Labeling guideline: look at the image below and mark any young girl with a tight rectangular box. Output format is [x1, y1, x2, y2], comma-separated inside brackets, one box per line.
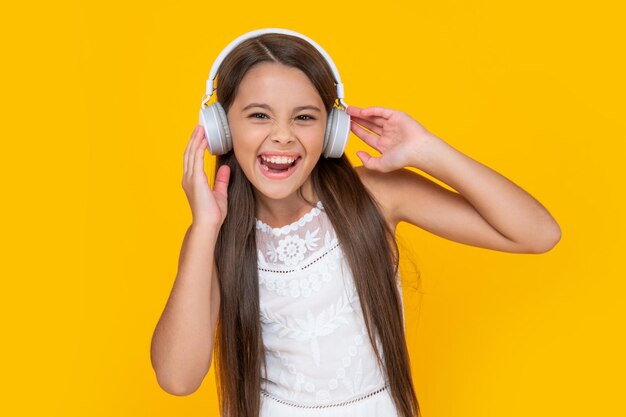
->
[151, 29, 561, 417]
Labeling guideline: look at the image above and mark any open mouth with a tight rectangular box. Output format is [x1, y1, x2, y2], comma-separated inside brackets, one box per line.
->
[257, 155, 302, 174]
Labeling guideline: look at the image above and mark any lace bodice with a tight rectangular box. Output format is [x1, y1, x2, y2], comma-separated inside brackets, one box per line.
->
[256, 201, 404, 406]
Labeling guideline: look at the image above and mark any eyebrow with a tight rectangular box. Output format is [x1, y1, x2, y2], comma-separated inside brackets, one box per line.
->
[241, 103, 322, 113]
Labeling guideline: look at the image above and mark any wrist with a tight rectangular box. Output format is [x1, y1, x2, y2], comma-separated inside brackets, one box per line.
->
[190, 221, 221, 240]
[408, 133, 448, 171]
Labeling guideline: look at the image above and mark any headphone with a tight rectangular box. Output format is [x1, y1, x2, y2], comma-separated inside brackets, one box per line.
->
[198, 28, 350, 158]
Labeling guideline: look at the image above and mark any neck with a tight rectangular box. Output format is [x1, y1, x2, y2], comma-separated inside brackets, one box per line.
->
[254, 182, 319, 228]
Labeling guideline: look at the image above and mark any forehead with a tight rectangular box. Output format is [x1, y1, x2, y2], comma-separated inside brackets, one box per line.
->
[234, 62, 323, 106]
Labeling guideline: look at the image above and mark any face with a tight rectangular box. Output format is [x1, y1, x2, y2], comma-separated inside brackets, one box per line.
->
[227, 62, 327, 203]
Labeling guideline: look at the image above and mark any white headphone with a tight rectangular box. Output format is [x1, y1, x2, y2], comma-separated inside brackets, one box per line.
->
[198, 28, 350, 158]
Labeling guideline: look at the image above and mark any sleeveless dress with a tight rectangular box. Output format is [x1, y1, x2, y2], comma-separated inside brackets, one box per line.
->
[255, 201, 404, 417]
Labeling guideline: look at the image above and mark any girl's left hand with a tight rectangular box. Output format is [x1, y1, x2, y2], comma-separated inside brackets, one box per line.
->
[347, 105, 438, 172]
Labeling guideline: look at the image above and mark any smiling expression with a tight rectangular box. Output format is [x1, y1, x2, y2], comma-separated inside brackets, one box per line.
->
[226, 62, 328, 203]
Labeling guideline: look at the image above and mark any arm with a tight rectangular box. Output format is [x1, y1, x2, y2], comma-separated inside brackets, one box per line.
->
[150, 223, 221, 396]
[151, 124, 230, 395]
[349, 106, 561, 254]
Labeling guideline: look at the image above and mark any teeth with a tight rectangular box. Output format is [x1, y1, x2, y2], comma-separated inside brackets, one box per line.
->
[261, 155, 296, 164]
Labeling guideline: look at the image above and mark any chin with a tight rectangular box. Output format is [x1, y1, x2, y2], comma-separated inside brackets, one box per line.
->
[253, 185, 304, 202]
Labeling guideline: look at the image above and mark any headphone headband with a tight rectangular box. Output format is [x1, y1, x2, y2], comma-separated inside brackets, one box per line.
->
[202, 28, 347, 109]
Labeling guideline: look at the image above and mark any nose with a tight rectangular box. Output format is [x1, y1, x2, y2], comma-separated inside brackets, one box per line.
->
[269, 121, 295, 145]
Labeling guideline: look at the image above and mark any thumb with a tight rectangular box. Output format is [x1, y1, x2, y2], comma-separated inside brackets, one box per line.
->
[213, 164, 231, 197]
[356, 151, 382, 171]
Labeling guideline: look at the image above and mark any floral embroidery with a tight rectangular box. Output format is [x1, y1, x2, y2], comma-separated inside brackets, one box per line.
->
[256, 201, 324, 236]
[256, 202, 396, 405]
[276, 235, 307, 266]
[260, 284, 357, 367]
[266, 227, 321, 266]
[258, 245, 339, 298]
[263, 324, 383, 404]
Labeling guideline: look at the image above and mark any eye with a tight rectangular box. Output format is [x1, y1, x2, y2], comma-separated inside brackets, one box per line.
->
[249, 113, 269, 119]
[296, 114, 315, 121]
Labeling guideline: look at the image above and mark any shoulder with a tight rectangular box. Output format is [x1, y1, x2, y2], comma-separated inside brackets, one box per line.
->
[355, 165, 446, 232]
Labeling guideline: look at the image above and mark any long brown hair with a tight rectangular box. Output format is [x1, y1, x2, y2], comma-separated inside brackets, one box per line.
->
[213, 33, 420, 417]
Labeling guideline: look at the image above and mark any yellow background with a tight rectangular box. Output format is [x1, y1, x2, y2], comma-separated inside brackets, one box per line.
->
[2, 0, 624, 416]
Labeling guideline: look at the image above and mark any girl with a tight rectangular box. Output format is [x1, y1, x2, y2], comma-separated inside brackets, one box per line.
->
[151, 30, 561, 417]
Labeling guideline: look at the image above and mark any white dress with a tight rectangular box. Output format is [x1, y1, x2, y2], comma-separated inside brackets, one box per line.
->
[255, 201, 403, 416]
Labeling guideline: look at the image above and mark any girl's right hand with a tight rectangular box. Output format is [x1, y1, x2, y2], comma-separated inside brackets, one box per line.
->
[182, 125, 230, 228]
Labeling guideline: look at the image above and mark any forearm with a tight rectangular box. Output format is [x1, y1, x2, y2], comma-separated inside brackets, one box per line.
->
[150, 223, 221, 395]
[412, 134, 561, 250]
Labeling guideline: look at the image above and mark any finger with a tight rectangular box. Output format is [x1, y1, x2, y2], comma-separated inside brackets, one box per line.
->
[188, 125, 206, 178]
[350, 116, 382, 135]
[193, 137, 208, 177]
[356, 151, 384, 172]
[350, 121, 380, 150]
[361, 106, 395, 119]
[351, 111, 386, 128]
[346, 105, 364, 117]
[213, 164, 231, 197]
[184, 125, 201, 176]
[348, 107, 387, 129]
[363, 115, 387, 128]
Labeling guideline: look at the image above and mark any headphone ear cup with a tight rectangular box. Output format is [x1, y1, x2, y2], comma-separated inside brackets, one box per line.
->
[323, 108, 350, 158]
[198, 102, 232, 155]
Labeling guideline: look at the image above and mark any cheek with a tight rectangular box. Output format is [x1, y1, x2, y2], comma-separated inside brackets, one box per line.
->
[298, 126, 326, 152]
[230, 124, 268, 154]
